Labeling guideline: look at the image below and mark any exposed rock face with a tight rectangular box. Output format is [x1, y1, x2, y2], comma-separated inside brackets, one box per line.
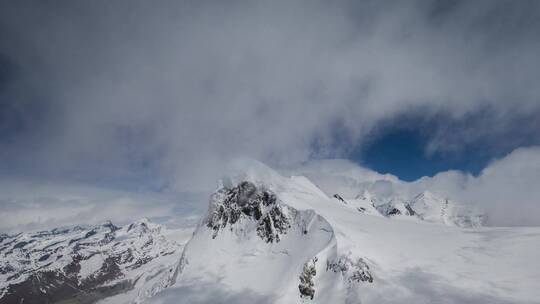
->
[299, 257, 318, 300]
[375, 199, 415, 217]
[202, 181, 375, 302]
[206, 181, 293, 243]
[367, 191, 485, 228]
[333, 194, 347, 204]
[327, 255, 373, 284]
[0, 219, 180, 304]
[163, 180, 346, 303]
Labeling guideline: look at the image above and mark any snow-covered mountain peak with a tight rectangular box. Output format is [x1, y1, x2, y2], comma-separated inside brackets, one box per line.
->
[2, 163, 538, 304]
[408, 191, 485, 227]
[158, 179, 374, 303]
[321, 184, 484, 227]
[206, 181, 294, 243]
[0, 219, 182, 304]
[100, 219, 120, 229]
[125, 217, 160, 235]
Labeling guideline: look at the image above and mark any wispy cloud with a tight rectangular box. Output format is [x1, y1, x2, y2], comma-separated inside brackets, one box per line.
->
[0, 179, 207, 233]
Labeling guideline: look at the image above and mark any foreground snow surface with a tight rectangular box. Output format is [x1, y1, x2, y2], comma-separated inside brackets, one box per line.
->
[1, 162, 539, 303]
[148, 165, 540, 304]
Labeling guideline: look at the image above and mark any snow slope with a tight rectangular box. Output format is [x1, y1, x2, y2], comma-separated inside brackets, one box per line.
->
[150, 161, 540, 304]
[2, 160, 539, 303]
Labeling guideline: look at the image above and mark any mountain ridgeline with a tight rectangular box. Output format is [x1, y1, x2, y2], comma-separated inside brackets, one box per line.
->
[2, 165, 537, 304]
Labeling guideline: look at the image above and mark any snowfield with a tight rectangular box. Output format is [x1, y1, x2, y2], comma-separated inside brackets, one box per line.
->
[149, 162, 540, 304]
[1, 161, 539, 303]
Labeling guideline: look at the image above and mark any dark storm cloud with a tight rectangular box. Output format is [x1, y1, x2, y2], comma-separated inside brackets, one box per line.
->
[0, 0, 539, 190]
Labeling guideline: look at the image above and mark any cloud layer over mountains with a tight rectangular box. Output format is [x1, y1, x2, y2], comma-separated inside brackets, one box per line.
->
[0, 1, 539, 227]
[1, 145, 539, 232]
[292, 146, 540, 226]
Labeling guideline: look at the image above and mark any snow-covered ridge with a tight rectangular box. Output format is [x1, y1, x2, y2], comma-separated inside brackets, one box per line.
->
[0, 219, 181, 304]
[2, 161, 539, 304]
[157, 180, 374, 303]
[150, 164, 538, 303]
[337, 189, 486, 228]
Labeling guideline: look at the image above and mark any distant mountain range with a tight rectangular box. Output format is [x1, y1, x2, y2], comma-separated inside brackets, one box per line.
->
[0, 219, 180, 304]
[1, 162, 538, 303]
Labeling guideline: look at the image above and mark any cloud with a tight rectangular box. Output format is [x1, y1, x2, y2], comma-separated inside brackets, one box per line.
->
[405, 146, 540, 226]
[362, 268, 534, 304]
[147, 281, 276, 304]
[292, 146, 540, 226]
[0, 179, 207, 233]
[461, 147, 540, 226]
[0, 0, 539, 192]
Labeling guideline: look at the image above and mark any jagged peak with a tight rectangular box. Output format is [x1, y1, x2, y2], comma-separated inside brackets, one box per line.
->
[127, 217, 149, 228]
[206, 181, 293, 243]
[100, 220, 120, 231]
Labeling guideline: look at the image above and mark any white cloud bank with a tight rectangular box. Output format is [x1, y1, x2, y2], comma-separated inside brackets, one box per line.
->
[0, 180, 207, 233]
[0, 146, 538, 232]
[434, 146, 540, 226]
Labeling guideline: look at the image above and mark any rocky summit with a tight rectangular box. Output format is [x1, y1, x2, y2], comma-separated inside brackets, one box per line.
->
[206, 181, 293, 243]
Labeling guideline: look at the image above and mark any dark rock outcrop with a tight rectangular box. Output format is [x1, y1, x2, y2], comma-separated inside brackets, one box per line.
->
[327, 255, 373, 284]
[333, 194, 347, 205]
[299, 257, 318, 300]
[206, 181, 293, 243]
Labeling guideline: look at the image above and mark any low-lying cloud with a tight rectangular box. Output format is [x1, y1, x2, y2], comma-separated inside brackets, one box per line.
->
[425, 146, 540, 226]
[0, 179, 207, 233]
